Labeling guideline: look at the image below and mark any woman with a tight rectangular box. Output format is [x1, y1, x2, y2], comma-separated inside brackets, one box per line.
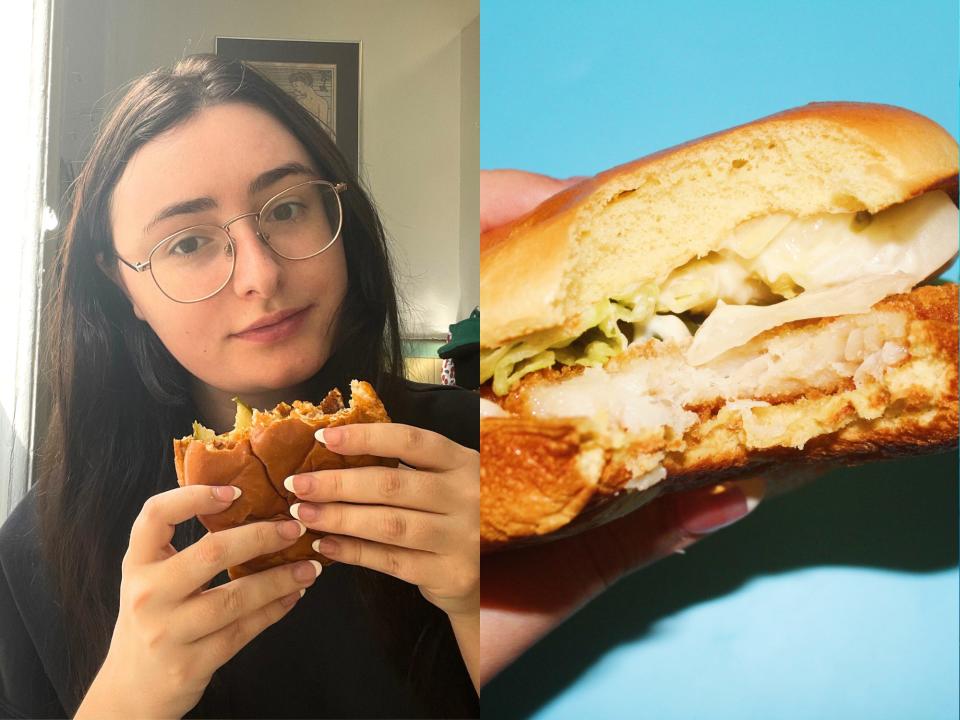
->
[0, 55, 478, 719]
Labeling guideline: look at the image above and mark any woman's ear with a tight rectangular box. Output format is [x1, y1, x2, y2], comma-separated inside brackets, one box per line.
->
[95, 251, 146, 322]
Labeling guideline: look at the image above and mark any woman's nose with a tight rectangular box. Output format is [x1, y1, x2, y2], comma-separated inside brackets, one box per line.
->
[225, 217, 283, 298]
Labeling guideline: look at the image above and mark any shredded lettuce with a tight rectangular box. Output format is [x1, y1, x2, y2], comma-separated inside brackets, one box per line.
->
[481, 284, 658, 396]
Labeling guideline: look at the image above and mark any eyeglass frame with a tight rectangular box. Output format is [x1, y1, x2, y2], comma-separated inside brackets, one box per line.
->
[114, 179, 348, 304]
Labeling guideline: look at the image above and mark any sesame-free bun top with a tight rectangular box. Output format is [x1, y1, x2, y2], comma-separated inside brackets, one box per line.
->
[480, 102, 959, 349]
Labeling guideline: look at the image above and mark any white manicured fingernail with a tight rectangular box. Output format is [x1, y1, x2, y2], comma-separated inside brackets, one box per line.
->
[277, 520, 307, 539]
[284, 476, 296, 493]
[309, 560, 323, 577]
[298, 588, 306, 598]
[312, 537, 336, 555]
[314, 428, 326, 444]
[734, 476, 766, 513]
[290, 503, 302, 521]
[213, 485, 242, 501]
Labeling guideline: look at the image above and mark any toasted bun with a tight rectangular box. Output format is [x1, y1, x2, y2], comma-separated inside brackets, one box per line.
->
[481, 283, 959, 549]
[481, 102, 958, 348]
[174, 380, 395, 579]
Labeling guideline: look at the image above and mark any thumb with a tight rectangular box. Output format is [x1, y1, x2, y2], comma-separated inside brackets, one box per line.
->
[480, 169, 584, 232]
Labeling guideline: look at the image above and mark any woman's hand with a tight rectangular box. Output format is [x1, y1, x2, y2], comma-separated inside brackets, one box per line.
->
[284, 422, 481, 690]
[478, 169, 770, 688]
[480, 477, 765, 687]
[76, 485, 322, 720]
[285, 423, 480, 618]
[480, 169, 584, 232]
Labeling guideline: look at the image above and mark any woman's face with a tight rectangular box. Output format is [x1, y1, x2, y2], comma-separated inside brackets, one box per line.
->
[107, 102, 348, 399]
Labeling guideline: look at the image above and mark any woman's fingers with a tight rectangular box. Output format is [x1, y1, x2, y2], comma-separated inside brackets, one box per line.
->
[124, 485, 243, 567]
[482, 477, 767, 612]
[312, 534, 433, 585]
[480, 170, 583, 232]
[160, 517, 308, 601]
[672, 477, 765, 535]
[478, 478, 765, 687]
[291, 501, 448, 552]
[288, 429, 479, 619]
[315, 423, 472, 473]
[575, 477, 767, 591]
[189, 582, 306, 681]
[172, 560, 322, 644]
[284, 464, 450, 513]
[107, 485, 315, 714]
[312, 532, 478, 618]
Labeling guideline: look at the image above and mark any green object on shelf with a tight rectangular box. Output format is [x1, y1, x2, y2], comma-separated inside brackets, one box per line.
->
[438, 308, 479, 358]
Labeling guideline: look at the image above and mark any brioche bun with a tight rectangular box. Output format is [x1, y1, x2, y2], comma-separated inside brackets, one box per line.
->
[480, 102, 959, 550]
[174, 380, 396, 579]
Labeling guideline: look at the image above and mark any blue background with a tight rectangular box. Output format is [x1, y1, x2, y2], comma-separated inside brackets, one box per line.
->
[481, 1, 959, 718]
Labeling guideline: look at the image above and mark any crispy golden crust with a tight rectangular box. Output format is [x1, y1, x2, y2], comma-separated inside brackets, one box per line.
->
[480, 417, 601, 542]
[480, 284, 959, 550]
[481, 102, 959, 347]
[174, 380, 395, 579]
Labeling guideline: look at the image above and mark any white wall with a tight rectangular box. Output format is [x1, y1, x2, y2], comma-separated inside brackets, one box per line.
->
[0, 0, 52, 519]
[53, 0, 479, 338]
[458, 15, 479, 319]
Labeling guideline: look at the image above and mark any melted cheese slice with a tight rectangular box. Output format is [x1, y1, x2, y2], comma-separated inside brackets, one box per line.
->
[677, 190, 958, 365]
[660, 191, 958, 317]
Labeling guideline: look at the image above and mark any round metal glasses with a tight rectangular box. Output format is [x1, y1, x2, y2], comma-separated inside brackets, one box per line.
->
[115, 179, 347, 303]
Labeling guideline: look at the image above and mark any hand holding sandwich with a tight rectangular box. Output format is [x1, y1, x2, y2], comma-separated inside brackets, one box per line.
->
[478, 170, 767, 687]
[285, 422, 481, 688]
[76, 485, 320, 720]
[482, 473, 765, 686]
[479, 103, 958, 686]
[480, 170, 586, 232]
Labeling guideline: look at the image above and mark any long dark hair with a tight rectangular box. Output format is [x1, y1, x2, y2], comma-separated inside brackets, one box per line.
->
[35, 55, 469, 716]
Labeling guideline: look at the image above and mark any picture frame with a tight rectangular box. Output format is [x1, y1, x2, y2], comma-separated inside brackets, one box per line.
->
[215, 37, 361, 175]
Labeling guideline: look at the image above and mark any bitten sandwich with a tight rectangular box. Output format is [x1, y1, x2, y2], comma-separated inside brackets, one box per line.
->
[174, 380, 396, 579]
[480, 102, 959, 549]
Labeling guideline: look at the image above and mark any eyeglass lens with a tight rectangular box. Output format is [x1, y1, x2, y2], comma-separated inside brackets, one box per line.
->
[149, 181, 342, 302]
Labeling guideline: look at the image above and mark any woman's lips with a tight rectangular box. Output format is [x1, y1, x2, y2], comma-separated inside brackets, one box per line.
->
[232, 306, 311, 343]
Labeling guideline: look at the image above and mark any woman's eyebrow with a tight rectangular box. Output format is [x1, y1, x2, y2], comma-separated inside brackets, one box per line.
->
[143, 196, 217, 236]
[248, 161, 317, 196]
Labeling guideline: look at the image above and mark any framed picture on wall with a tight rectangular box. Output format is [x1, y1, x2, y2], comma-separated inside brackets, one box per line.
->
[215, 37, 361, 174]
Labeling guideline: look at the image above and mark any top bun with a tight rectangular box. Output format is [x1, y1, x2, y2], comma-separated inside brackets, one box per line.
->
[480, 102, 959, 349]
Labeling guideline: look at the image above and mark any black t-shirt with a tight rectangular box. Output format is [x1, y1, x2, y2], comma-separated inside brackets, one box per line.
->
[0, 381, 479, 719]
